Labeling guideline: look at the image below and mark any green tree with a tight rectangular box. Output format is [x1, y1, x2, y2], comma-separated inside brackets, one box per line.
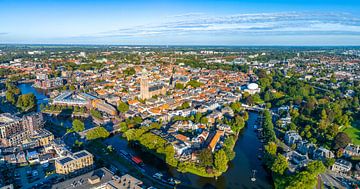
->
[16, 93, 37, 111]
[186, 80, 204, 88]
[86, 126, 110, 140]
[230, 102, 242, 113]
[271, 154, 288, 175]
[200, 117, 208, 124]
[90, 109, 102, 119]
[175, 83, 184, 90]
[333, 132, 351, 150]
[72, 119, 85, 132]
[117, 101, 129, 113]
[198, 149, 213, 167]
[5, 91, 16, 104]
[214, 149, 228, 173]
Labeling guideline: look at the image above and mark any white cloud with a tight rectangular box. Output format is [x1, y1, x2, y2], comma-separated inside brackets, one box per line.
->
[83, 11, 360, 39]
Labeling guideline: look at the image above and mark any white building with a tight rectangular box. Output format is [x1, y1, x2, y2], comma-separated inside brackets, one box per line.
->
[332, 159, 352, 173]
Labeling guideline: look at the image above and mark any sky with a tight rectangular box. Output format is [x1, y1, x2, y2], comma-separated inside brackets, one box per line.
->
[1, 0, 360, 45]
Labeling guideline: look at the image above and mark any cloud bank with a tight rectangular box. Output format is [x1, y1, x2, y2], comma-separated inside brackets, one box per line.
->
[90, 12, 360, 39]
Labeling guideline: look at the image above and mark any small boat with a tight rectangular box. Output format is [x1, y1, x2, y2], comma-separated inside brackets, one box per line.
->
[253, 125, 257, 129]
[251, 170, 257, 182]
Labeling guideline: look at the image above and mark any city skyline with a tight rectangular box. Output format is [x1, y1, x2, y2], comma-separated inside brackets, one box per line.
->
[1, 0, 360, 45]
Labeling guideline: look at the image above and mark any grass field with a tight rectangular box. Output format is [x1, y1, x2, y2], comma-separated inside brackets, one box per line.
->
[342, 120, 360, 145]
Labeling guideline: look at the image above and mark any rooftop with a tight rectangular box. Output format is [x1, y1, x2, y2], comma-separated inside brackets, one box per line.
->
[51, 167, 114, 189]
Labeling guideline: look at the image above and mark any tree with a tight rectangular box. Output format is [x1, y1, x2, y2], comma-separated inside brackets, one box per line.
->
[324, 158, 335, 167]
[16, 93, 37, 111]
[333, 132, 351, 150]
[5, 91, 16, 104]
[198, 149, 213, 167]
[86, 126, 110, 140]
[186, 80, 204, 88]
[230, 102, 242, 113]
[72, 119, 85, 132]
[271, 154, 288, 175]
[246, 96, 254, 106]
[200, 117, 208, 124]
[123, 67, 136, 76]
[177, 101, 190, 110]
[195, 112, 202, 123]
[214, 149, 228, 172]
[265, 142, 277, 155]
[90, 109, 102, 119]
[175, 83, 184, 90]
[117, 101, 129, 113]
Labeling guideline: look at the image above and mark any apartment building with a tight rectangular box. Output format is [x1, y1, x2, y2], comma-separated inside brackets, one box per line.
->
[55, 150, 94, 177]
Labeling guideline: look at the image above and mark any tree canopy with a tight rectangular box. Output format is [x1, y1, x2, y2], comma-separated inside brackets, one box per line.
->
[117, 101, 129, 113]
[72, 119, 85, 132]
[86, 126, 110, 140]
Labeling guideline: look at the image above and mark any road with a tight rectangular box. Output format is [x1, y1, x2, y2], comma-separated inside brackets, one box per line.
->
[85, 140, 176, 189]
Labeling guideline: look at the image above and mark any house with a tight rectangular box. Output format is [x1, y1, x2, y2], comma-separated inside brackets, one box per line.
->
[172, 140, 191, 155]
[296, 140, 316, 155]
[313, 147, 334, 160]
[331, 159, 352, 173]
[284, 130, 302, 146]
[208, 130, 224, 152]
[343, 144, 360, 157]
[283, 150, 310, 172]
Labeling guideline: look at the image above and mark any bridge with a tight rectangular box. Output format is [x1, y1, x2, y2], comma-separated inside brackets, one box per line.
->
[241, 104, 279, 116]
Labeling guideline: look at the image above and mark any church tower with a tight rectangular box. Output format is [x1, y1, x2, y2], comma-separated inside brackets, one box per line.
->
[140, 68, 150, 99]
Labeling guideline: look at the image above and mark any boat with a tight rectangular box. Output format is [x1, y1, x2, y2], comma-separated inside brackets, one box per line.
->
[131, 156, 144, 166]
[251, 170, 257, 182]
[253, 125, 257, 129]
[153, 172, 163, 180]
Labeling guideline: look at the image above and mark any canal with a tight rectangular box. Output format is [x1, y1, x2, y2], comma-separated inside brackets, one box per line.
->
[19, 83, 273, 189]
[18, 83, 49, 112]
[105, 112, 273, 189]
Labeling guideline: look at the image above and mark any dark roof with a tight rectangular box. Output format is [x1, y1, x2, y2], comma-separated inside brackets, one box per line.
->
[58, 157, 74, 165]
[51, 168, 114, 189]
[74, 151, 89, 159]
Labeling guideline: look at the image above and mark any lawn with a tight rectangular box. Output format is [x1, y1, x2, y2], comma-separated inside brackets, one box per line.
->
[343, 121, 360, 145]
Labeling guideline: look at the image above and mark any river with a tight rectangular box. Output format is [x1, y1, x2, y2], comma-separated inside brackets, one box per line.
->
[19, 83, 273, 189]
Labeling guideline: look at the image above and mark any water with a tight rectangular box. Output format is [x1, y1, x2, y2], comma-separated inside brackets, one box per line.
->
[106, 112, 273, 189]
[170, 112, 273, 189]
[18, 83, 48, 112]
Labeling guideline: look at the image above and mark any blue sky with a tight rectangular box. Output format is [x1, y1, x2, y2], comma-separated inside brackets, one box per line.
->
[1, 0, 360, 45]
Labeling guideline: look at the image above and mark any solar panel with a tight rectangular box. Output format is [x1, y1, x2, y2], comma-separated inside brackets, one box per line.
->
[59, 157, 74, 165]
[74, 151, 89, 159]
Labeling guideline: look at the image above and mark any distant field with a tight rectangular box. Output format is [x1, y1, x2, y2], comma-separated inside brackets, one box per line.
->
[343, 121, 360, 145]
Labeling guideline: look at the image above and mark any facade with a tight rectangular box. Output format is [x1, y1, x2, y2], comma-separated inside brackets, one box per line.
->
[313, 147, 334, 160]
[55, 150, 94, 177]
[34, 77, 63, 89]
[331, 159, 352, 173]
[140, 70, 166, 99]
[91, 99, 117, 116]
[0, 113, 44, 147]
[343, 144, 360, 157]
